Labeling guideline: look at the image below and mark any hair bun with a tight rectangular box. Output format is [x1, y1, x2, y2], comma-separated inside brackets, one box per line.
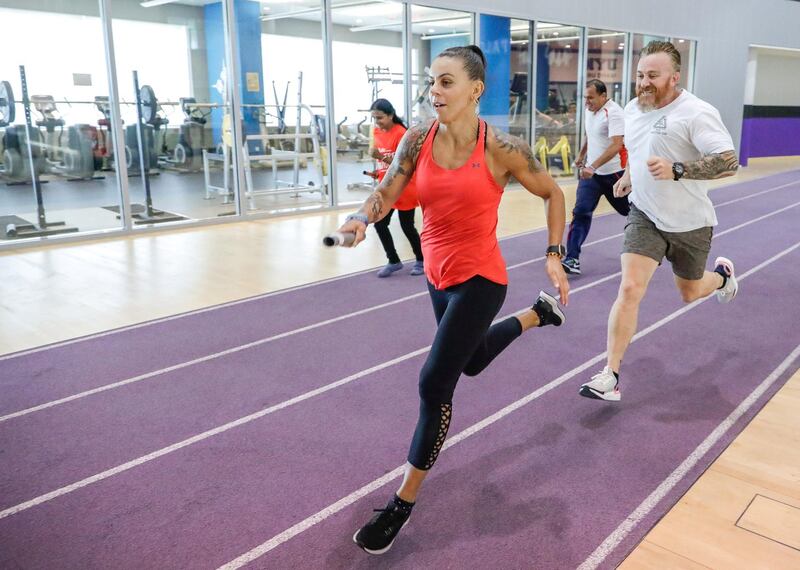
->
[467, 45, 487, 69]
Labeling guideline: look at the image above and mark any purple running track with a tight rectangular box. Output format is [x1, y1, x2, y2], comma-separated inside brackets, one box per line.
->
[0, 170, 799, 569]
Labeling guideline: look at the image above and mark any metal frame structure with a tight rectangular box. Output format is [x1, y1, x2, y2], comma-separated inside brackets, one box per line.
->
[0, 0, 699, 250]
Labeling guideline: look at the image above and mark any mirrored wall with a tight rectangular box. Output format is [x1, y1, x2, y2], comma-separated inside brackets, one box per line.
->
[410, 5, 473, 127]
[0, 1, 124, 240]
[0, 0, 697, 247]
[535, 22, 581, 178]
[246, 0, 329, 214]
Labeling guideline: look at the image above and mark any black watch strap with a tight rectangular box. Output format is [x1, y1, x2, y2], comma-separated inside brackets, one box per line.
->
[546, 245, 566, 258]
[672, 162, 685, 181]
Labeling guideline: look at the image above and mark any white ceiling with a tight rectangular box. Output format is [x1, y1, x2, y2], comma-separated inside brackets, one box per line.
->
[141, 1, 472, 36]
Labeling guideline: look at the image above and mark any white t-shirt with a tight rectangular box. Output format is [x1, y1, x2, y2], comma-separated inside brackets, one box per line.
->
[624, 90, 735, 232]
[585, 99, 625, 175]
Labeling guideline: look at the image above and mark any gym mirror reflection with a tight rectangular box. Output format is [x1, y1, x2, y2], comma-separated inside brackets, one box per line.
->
[113, 0, 235, 224]
[238, 0, 330, 214]
[535, 22, 582, 178]
[331, 0, 405, 205]
[0, 1, 122, 241]
[410, 5, 473, 128]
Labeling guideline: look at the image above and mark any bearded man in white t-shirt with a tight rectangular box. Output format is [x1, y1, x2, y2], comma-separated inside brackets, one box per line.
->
[580, 41, 740, 402]
[562, 79, 630, 276]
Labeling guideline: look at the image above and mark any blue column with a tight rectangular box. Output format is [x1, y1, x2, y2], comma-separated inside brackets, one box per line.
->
[479, 15, 510, 131]
[205, 0, 265, 152]
[204, 2, 225, 147]
[536, 43, 550, 112]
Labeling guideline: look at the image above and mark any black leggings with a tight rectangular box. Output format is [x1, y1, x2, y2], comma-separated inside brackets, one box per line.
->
[407, 275, 523, 470]
[374, 208, 423, 264]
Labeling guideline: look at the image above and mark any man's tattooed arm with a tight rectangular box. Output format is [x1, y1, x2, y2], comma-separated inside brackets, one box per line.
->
[492, 128, 544, 174]
[682, 150, 739, 180]
[359, 119, 434, 223]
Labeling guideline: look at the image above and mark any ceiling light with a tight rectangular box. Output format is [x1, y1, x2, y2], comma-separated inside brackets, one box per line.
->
[421, 31, 470, 41]
[553, 32, 559, 36]
[678, 39, 685, 43]
[140, 0, 178, 7]
[565, 44, 571, 48]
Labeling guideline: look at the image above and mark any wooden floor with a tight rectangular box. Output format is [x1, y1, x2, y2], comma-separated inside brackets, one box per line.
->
[1, 155, 799, 568]
[621, 368, 800, 570]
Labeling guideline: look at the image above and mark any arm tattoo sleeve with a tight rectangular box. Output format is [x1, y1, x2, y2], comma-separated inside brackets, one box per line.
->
[380, 120, 431, 188]
[493, 128, 544, 174]
[361, 120, 433, 222]
[683, 150, 739, 180]
[364, 191, 385, 220]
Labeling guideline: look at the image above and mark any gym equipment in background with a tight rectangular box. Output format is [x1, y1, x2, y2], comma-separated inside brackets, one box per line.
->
[0, 79, 46, 185]
[30, 95, 102, 181]
[168, 97, 212, 171]
[121, 70, 185, 225]
[1, 66, 78, 240]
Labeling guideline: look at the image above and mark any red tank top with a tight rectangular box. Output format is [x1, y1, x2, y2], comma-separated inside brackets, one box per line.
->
[373, 124, 418, 211]
[414, 119, 507, 290]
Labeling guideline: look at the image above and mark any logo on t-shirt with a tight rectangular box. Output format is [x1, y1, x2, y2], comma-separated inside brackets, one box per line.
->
[472, 162, 481, 168]
[652, 115, 667, 135]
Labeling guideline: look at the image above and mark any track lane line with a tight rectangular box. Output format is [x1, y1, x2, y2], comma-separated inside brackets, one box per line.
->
[2, 174, 796, 362]
[576, 343, 800, 570]
[215, 239, 800, 569]
[2, 222, 797, 530]
[3, 188, 797, 424]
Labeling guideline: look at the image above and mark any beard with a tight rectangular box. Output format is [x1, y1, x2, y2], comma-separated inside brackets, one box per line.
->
[636, 87, 658, 111]
[636, 84, 678, 111]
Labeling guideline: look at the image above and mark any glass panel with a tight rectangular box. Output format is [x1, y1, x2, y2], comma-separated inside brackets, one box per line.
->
[0, 2, 123, 243]
[331, 0, 404, 206]
[586, 28, 626, 105]
[629, 33, 668, 101]
[478, 17, 532, 141]
[670, 38, 695, 90]
[111, 0, 235, 225]
[410, 5, 474, 127]
[247, 0, 329, 214]
[509, 20, 532, 142]
[535, 22, 581, 178]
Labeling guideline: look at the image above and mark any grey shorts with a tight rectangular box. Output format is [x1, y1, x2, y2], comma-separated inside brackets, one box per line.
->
[622, 204, 713, 280]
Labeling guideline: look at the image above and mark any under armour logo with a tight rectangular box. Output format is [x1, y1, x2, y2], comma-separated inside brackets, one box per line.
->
[472, 162, 481, 168]
[653, 116, 667, 130]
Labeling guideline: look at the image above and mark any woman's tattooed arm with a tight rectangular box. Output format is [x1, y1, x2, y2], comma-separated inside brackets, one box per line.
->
[359, 119, 433, 222]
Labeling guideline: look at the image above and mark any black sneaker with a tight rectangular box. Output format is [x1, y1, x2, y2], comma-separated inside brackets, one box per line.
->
[532, 290, 565, 327]
[353, 495, 413, 555]
[561, 257, 581, 275]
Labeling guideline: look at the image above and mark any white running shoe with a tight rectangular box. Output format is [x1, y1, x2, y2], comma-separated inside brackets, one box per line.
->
[714, 256, 738, 304]
[579, 366, 621, 401]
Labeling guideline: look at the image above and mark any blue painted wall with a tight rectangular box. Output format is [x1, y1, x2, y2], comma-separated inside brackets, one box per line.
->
[536, 43, 550, 112]
[204, 0, 265, 151]
[479, 15, 510, 131]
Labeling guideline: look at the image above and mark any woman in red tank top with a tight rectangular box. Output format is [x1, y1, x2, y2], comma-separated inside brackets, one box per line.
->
[335, 46, 571, 554]
[368, 99, 424, 277]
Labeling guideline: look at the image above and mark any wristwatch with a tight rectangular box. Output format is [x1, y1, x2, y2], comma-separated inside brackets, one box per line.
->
[546, 245, 566, 259]
[672, 162, 685, 181]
